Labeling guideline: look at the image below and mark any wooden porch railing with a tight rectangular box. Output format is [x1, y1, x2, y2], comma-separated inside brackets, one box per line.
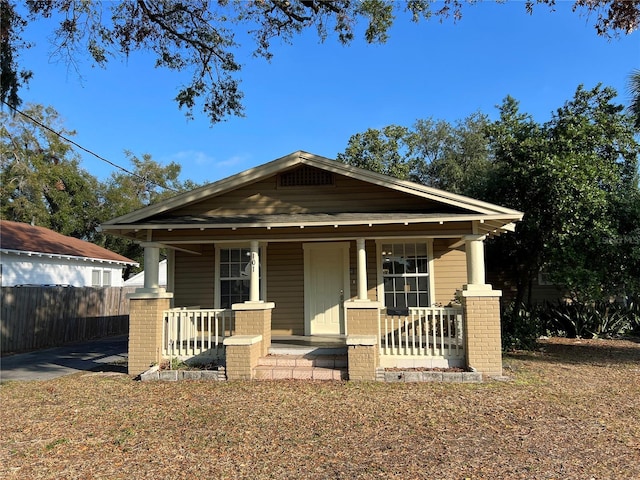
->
[162, 308, 234, 360]
[380, 306, 464, 359]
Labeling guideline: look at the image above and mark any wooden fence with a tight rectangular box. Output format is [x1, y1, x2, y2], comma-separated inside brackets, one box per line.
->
[1, 286, 136, 355]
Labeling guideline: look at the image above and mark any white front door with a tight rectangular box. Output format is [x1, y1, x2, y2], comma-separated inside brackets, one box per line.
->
[304, 242, 350, 335]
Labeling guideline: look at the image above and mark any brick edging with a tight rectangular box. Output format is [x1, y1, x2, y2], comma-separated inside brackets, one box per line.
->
[376, 368, 482, 383]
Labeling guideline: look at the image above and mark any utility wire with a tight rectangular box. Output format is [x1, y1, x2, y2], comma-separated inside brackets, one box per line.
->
[1, 100, 180, 193]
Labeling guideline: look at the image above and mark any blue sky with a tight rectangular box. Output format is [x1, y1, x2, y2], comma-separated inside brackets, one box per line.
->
[16, 1, 640, 185]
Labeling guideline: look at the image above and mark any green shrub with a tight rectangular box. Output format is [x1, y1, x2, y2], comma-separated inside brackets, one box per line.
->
[501, 302, 544, 351]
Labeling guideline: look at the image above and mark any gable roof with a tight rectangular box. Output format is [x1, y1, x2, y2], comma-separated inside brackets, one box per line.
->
[102, 151, 523, 229]
[0, 220, 137, 265]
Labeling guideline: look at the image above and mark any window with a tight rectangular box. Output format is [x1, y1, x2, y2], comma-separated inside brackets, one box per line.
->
[91, 270, 101, 287]
[102, 270, 112, 287]
[381, 243, 430, 309]
[218, 247, 262, 308]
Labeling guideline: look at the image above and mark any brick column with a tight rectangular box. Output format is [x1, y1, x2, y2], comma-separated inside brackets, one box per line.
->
[345, 301, 381, 381]
[232, 302, 275, 357]
[223, 335, 263, 380]
[346, 335, 378, 381]
[128, 292, 172, 376]
[462, 287, 503, 377]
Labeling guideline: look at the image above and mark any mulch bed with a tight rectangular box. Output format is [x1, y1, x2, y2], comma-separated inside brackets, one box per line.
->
[1, 337, 639, 479]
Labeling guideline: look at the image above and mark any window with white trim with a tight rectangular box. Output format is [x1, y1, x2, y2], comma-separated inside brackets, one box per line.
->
[91, 269, 113, 287]
[218, 247, 262, 308]
[381, 243, 430, 309]
[91, 270, 101, 287]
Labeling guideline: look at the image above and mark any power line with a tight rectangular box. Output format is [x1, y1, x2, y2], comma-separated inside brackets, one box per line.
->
[1, 100, 180, 193]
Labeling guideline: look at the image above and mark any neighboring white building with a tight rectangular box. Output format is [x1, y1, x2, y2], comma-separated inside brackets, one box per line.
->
[0, 220, 138, 287]
[124, 259, 168, 288]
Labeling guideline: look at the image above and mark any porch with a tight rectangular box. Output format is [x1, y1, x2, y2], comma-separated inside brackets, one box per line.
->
[159, 305, 466, 378]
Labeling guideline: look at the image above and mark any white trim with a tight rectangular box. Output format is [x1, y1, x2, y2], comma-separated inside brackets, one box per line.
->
[303, 242, 350, 336]
[0, 248, 137, 266]
[376, 239, 435, 309]
[214, 243, 268, 308]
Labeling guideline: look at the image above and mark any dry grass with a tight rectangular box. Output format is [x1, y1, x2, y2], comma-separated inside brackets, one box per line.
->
[1, 337, 639, 479]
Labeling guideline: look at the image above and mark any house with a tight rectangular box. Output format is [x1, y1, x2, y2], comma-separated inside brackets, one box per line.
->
[0, 220, 138, 287]
[124, 259, 168, 288]
[101, 151, 523, 378]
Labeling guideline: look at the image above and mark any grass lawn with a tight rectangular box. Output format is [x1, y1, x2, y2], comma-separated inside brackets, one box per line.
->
[1, 337, 639, 479]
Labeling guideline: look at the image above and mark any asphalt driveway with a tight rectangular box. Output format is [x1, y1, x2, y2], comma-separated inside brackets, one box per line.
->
[0, 335, 128, 381]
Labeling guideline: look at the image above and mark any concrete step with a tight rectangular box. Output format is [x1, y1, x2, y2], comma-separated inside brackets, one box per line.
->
[255, 353, 349, 380]
[254, 365, 348, 381]
[258, 354, 348, 369]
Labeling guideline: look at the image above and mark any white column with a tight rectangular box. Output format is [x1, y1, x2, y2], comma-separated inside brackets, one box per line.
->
[249, 240, 260, 302]
[143, 244, 160, 290]
[464, 234, 487, 287]
[356, 238, 368, 301]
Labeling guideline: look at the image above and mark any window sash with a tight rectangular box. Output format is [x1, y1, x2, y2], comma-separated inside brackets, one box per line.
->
[380, 242, 430, 309]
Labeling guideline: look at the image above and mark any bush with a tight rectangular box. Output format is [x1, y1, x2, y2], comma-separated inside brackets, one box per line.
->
[501, 302, 544, 351]
[501, 298, 640, 351]
[542, 300, 638, 339]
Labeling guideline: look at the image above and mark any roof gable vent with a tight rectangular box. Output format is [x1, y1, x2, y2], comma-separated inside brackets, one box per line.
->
[279, 166, 334, 187]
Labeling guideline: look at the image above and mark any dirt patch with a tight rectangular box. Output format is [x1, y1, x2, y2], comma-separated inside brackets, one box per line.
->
[1, 337, 639, 479]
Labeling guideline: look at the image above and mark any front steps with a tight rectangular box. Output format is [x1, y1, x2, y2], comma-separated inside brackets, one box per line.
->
[254, 343, 348, 380]
[254, 353, 348, 380]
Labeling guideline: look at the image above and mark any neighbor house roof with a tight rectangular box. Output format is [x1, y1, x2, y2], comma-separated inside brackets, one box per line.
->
[0, 220, 137, 265]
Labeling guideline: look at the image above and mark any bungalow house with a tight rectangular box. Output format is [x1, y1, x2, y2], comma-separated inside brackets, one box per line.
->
[101, 151, 523, 379]
[0, 220, 137, 287]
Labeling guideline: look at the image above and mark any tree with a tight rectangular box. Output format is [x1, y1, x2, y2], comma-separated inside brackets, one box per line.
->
[485, 85, 640, 304]
[98, 151, 201, 277]
[336, 125, 413, 179]
[0, 104, 103, 240]
[337, 113, 492, 196]
[1, 0, 638, 122]
[339, 84, 640, 305]
[0, 103, 201, 277]
[629, 69, 640, 130]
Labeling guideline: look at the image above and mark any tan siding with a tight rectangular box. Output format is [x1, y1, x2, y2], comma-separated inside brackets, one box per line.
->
[432, 239, 467, 306]
[267, 242, 305, 335]
[173, 245, 215, 308]
[170, 173, 452, 217]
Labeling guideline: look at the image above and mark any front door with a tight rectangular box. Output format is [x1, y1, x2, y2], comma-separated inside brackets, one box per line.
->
[304, 242, 350, 335]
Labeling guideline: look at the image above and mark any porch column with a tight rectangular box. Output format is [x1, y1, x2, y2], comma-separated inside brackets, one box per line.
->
[249, 240, 260, 303]
[462, 234, 503, 377]
[356, 238, 368, 301]
[138, 242, 164, 294]
[464, 234, 487, 287]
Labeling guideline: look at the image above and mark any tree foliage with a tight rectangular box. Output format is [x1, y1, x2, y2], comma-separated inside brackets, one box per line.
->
[1, 0, 638, 121]
[338, 84, 640, 304]
[0, 103, 199, 276]
[0, 104, 103, 239]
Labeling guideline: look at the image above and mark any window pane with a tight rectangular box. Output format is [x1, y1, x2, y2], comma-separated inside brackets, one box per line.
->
[91, 270, 101, 287]
[102, 271, 111, 286]
[404, 243, 416, 256]
[230, 249, 241, 262]
[396, 295, 407, 309]
[230, 264, 241, 277]
[406, 277, 417, 292]
[416, 258, 428, 273]
[415, 243, 428, 256]
[407, 292, 418, 308]
[385, 293, 395, 307]
[418, 277, 428, 291]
